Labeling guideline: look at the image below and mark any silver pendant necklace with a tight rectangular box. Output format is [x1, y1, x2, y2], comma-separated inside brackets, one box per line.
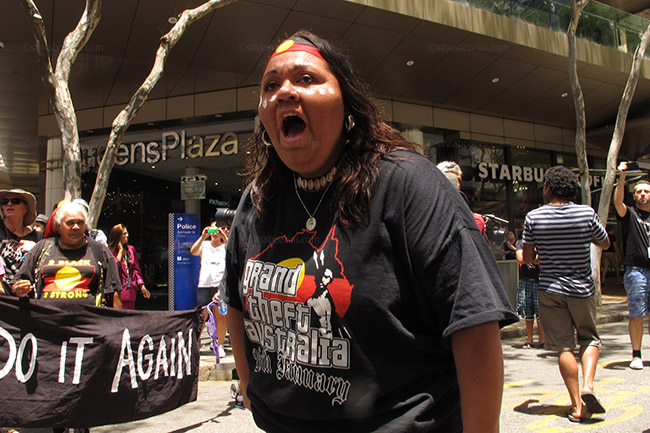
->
[294, 172, 333, 230]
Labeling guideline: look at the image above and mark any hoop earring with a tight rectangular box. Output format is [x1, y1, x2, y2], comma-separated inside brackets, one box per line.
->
[261, 129, 273, 147]
[345, 114, 355, 133]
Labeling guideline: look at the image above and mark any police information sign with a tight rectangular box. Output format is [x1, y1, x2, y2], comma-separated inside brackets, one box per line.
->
[0, 296, 201, 428]
[180, 175, 206, 200]
[168, 214, 200, 310]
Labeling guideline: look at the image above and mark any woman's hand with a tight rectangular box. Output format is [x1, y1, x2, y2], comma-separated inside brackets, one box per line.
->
[12, 280, 33, 297]
[19, 240, 36, 253]
[241, 381, 251, 409]
[141, 285, 151, 299]
[116, 242, 124, 261]
[217, 227, 229, 243]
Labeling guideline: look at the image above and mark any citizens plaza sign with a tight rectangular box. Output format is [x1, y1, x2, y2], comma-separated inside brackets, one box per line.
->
[81, 129, 242, 171]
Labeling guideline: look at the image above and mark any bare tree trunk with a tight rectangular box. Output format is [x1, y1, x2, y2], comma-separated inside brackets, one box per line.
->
[594, 24, 650, 304]
[87, 0, 238, 228]
[568, 0, 591, 206]
[567, 0, 606, 302]
[20, 0, 102, 200]
[598, 24, 650, 223]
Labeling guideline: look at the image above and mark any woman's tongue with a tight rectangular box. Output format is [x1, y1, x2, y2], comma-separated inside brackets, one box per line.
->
[282, 117, 306, 140]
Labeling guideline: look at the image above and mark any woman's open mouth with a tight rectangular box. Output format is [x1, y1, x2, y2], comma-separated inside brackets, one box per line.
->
[281, 114, 306, 141]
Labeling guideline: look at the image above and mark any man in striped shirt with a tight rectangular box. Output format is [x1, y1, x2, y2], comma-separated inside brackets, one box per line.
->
[523, 166, 609, 423]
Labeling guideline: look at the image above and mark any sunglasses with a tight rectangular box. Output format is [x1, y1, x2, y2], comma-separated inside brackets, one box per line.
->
[1, 198, 25, 206]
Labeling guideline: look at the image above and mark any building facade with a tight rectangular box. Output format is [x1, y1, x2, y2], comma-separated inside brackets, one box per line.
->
[2, 0, 650, 295]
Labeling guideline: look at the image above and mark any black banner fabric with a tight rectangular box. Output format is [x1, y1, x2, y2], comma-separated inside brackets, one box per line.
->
[0, 296, 202, 428]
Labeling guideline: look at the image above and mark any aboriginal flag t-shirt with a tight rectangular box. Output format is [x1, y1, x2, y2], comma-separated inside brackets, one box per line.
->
[38, 244, 102, 304]
[222, 151, 518, 432]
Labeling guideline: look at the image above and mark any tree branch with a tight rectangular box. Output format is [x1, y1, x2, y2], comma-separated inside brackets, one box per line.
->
[20, 0, 102, 200]
[56, 0, 102, 83]
[597, 22, 650, 224]
[20, 1, 57, 113]
[568, 0, 591, 206]
[88, 0, 238, 227]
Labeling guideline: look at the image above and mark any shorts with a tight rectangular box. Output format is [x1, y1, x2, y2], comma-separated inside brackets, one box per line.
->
[601, 251, 619, 270]
[538, 290, 600, 352]
[516, 278, 539, 320]
[197, 287, 218, 307]
[623, 266, 650, 318]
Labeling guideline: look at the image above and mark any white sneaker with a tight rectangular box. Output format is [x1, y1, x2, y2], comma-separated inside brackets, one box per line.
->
[218, 344, 226, 359]
[630, 357, 644, 370]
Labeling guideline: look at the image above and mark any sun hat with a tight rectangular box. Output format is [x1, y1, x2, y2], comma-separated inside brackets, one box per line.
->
[0, 188, 37, 226]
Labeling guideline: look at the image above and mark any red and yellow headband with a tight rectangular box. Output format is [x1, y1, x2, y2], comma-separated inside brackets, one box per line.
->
[268, 37, 327, 65]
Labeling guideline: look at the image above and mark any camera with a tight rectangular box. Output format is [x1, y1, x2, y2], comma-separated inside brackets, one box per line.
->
[626, 161, 640, 171]
[214, 207, 236, 227]
[207, 227, 219, 234]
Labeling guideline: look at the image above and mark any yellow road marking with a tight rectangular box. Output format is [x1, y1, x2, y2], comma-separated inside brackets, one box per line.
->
[505, 380, 534, 388]
[502, 377, 650, 431]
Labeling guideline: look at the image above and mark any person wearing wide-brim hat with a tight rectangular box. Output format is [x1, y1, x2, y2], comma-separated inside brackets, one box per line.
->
[0, 188, 42, 295]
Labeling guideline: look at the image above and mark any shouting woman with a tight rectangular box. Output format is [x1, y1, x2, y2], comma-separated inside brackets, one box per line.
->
[221, 31, 517, 433]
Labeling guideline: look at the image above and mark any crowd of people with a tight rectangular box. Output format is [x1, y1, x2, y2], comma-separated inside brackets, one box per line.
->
[4, 30, 650, 433]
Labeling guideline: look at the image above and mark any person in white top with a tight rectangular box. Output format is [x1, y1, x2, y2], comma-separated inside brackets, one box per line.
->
[190, 221, 229, 358]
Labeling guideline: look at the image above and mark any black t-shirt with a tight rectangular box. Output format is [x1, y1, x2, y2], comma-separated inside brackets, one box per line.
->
[502, 241, 517, 260]
[13, 238, 121, 304]
[222, 151, 517, 432]
[618, 205, 650, 269]
[516, 239, 539, 280]
[603, 233, 617, 253]
[0, 220, 41, 293]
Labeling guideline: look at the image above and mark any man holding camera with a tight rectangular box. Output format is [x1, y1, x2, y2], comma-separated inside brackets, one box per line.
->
[615, 161, 650, 370]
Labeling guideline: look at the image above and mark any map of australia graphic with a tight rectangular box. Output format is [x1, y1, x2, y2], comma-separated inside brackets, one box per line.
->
[247, 225, 353, 318]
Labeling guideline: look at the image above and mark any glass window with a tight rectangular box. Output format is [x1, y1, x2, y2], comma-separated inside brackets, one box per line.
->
[459, 142, 507, 216]
[423, 132, 445, 163]
[509, 147, 552, 233]
[556, 152, 578, 168]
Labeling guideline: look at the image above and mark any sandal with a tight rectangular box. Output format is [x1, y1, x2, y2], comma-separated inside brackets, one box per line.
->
[566, 409, 590, 423]
[522, 342, 532, 349]
[581, 392, 606, 414]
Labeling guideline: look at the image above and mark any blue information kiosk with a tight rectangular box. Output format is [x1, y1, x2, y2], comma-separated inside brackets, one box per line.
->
[168, 213, 201, 311]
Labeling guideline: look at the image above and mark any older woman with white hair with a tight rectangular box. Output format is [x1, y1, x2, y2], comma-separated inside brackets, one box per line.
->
[11, 201, 121, 307]
[0, 188, 41, 294]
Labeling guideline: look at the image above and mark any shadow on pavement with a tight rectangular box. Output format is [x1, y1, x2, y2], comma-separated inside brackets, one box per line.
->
[168, 402, 246, 433]
[513, 399, 605, 424]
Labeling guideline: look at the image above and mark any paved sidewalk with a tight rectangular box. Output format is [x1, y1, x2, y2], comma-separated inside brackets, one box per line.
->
[500, 278, 629, 341]
[198, 332, 236, 381]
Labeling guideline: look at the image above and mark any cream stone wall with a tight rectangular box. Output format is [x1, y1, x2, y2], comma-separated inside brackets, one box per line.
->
[38, 93, 608, 159]
[350, 0, 650, 80]
[378, 98, 608, 158]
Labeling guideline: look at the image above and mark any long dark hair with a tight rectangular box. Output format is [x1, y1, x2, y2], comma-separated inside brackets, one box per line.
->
[244, 30, 419, 226]
[107, 224, 126, 257]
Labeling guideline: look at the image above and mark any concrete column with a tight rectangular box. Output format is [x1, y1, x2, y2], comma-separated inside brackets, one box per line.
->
[45, 137, 64, 211]
[0, 43, 40, 193]
[403, 128, 424, 155]
[184, 166, 202, 215]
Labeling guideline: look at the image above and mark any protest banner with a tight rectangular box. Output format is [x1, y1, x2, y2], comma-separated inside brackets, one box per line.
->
[0, 296, 201, 428]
